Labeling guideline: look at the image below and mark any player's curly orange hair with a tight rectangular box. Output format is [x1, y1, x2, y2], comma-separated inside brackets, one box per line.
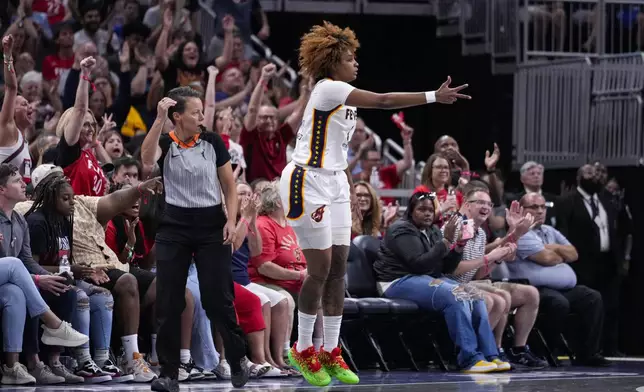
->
[299, 21, 360, 80]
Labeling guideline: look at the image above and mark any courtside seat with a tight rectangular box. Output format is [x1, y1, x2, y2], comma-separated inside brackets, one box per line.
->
[343, 297, 360, 315]
[351, 235, 419, 314]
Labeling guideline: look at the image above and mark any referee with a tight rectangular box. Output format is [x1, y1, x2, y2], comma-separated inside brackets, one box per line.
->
[141, 87, 248, 391]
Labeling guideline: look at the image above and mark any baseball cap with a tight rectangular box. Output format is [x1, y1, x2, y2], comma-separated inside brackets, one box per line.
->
[31, 164, 64, 188]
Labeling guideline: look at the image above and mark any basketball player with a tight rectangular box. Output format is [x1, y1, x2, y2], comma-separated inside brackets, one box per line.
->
[0, 35, 35, 183]
[279, 21, 471, 386]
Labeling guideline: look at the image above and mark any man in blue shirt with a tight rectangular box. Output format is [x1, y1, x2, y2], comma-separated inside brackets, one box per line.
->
[509, 193, 610, 366]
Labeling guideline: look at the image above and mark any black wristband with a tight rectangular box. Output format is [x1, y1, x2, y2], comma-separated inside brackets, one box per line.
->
[487, 168, 497, 174]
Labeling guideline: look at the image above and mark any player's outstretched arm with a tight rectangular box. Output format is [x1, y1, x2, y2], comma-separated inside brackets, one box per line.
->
[345, 76, 470, 110]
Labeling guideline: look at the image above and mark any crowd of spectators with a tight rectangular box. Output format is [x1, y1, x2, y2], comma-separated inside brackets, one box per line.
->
[0, 0, 635, 385]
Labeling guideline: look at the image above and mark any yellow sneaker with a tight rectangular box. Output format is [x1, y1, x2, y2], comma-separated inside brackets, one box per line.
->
[492, 358, 512, 372]
[462, 360, 498, 373]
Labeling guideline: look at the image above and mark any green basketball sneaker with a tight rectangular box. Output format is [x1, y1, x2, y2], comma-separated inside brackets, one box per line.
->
[318, 346, 359, 384]
[287, 343, 331, 387]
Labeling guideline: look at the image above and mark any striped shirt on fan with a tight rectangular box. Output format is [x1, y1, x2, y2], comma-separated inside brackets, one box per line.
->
[442, 225, 488, 284]
[157, 131, 231, 208]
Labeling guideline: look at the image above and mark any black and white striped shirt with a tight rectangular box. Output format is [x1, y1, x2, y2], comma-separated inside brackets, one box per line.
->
[157, 131, 231, 208]
[443, 226, 488, 284]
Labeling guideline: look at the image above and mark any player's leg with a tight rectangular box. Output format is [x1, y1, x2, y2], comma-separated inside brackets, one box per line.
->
[317, 200, 359, 384]
[278, 165, 332, 387]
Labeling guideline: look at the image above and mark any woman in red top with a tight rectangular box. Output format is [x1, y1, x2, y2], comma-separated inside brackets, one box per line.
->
[415, 153, 464, 225]
[249, 182, 323, 345]
[54, 56, 110, 197]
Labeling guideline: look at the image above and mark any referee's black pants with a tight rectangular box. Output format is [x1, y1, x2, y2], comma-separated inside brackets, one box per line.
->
[155, 204, 247, 379]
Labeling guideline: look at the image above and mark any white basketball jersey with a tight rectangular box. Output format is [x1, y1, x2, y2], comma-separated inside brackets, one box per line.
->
[291, 79, 357, 172]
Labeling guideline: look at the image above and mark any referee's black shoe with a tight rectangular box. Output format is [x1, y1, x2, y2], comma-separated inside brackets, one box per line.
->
[231, 357, 250, 388]
[151, 376, 179, 392]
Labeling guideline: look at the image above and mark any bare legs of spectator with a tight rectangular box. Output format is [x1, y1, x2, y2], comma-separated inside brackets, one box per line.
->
[259, 302, 277, 368]
[482, 291, 508, 335]
[530, 6, 566, 53]
[508, 285, 540, 347]
[269, 299, 289, 368]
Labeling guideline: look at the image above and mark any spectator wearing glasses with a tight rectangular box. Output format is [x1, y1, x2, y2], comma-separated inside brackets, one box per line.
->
[444, 188, 547, 369]
[55, 57, 110, 197]
[374, 192, 502, 373]
[509, 193, 609, 366]
[351, 181, 398, 239]
[416, 153, 463, 223]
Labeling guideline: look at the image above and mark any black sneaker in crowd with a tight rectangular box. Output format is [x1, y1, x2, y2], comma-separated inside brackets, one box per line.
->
[230, 358, 250, 388]
[509, 346, 548, 370]
[151, 376, 179, 392]
[179, 359, 205, 382]
[75, 360, 112, 383]
[573, 353, 612, 367]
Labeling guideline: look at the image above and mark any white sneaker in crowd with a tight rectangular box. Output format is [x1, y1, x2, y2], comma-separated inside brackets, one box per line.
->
[1, 363, 36, 385]
[50, 362, 84, 383]
[213, 359, 231, 380]
[41, 321, 89, 347]
[125, 353, 158, 383]
[28, 361, 65, 384]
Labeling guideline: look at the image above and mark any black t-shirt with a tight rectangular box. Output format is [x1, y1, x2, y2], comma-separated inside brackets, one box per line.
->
[26, 210, 72, 267]
[55, 133, 82, 169]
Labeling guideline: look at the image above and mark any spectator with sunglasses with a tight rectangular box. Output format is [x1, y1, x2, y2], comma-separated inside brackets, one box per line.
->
[374, 192, 508, 374]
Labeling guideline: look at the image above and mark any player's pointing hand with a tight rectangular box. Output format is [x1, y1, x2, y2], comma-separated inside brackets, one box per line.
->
[435, 76, 471, 104]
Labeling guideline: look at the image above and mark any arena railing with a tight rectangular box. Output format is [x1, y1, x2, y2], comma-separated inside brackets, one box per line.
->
[519, 0, 644, 62]
[513, 55, 644, 169]
[258, 0, 436, 15]
[198, 0, 298, 88]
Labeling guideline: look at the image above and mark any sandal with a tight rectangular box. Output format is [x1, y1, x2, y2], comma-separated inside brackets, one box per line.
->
[262, 364, 289, 378]
[247, 361, 271, 378]
[282, 365, 301, 377]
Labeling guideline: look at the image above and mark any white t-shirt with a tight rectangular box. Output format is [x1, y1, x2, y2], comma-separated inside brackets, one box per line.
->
[0, 132, 31, 181]
[290, 79, 357, 172]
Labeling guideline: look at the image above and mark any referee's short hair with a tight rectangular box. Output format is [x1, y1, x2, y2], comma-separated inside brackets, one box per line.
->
[167, 87, 203, 124]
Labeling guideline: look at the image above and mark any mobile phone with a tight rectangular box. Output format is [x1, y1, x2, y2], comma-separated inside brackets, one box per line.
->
[461, 219, 475, 240]
[57, 271, 74, 286]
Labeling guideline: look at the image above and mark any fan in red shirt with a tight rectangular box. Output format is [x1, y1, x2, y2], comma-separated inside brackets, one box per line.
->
[32, 0, 66, 26]
[249, 184, 308, 296]
[42, 22, 75, 81]
[240, 64, 309, 183]
[54, 56, 109, 197]
[353, 126, 413, 205]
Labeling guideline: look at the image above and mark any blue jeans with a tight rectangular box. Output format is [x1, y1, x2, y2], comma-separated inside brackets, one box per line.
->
[187, 264, 219, 370]
[0, 257, 49, 317]
[383, 275, 499, 369]
[73, 281, 114, 350]
[0, 284, 26, 352]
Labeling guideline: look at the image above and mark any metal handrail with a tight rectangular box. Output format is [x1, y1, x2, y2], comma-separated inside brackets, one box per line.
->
[198, 0, 298, 88]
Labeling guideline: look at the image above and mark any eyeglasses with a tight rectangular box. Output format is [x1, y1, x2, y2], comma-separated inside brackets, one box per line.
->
[355, 192, 370, 199]
[432, 165, 450, 171]
[467, 199, 494, 208]
[417, 192, 437, 201]
[524, 204, 547, 211]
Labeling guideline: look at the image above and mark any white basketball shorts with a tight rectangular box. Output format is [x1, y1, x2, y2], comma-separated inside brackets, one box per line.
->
[279, 162, 351, 250]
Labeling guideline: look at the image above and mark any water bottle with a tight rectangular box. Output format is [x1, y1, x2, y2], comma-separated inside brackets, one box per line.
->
[370, 167, 380, 188]
[59, 255, 71, 275]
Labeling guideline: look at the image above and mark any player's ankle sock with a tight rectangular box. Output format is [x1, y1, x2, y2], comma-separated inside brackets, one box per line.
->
[296, 311, 317, 352]
[323, 315, 342, 349]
